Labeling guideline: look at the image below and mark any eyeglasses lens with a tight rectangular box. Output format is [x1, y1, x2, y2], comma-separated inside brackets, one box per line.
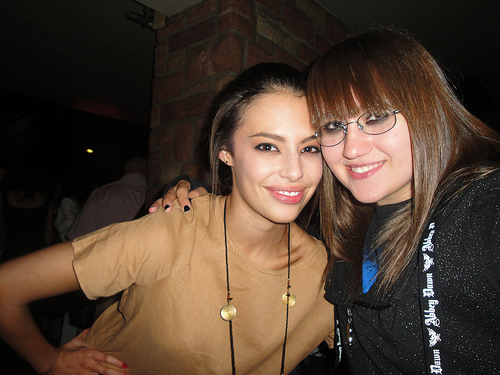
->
[317, 110, 397, 147]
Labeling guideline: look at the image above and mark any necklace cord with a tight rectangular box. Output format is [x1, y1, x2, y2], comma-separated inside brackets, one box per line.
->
[280, 223, 291, 375]
[223, 198, 291, 375]
[223, 198, 236, 375]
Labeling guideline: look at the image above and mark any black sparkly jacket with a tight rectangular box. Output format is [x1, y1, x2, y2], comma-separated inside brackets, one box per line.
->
[325, 170, 500, 374]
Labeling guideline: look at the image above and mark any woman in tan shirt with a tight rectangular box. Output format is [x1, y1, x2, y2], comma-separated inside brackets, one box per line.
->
[0, 63, 334, 375]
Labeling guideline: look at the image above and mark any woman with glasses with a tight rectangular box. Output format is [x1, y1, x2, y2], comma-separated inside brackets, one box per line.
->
[155, 28, 500, 374]
[309, 28, 500, 374]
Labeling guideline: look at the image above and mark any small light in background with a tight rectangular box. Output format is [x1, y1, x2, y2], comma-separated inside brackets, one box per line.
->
[86, 149, 94, 154]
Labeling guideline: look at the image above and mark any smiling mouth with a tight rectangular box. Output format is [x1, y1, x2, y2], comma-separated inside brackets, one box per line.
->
[350, 162, 384, 174]
[267, 188, 305, 205]
[275, 190, 301, 197]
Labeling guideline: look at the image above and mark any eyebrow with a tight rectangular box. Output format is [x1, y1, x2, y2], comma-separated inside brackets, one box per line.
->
[249, 132, 317, 143]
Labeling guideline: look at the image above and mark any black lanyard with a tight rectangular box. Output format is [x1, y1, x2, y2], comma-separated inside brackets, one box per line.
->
[418, 220, 448, 374]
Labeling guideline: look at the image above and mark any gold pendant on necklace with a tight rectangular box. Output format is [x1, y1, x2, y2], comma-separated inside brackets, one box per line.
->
[220, 304, 237, 321]
[282, 292, 296, 306]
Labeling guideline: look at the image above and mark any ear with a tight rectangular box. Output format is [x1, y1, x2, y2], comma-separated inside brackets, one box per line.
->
[218, 149, 233, 166]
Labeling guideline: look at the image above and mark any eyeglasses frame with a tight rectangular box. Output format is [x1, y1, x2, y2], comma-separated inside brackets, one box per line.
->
[315, 110, 401, 147]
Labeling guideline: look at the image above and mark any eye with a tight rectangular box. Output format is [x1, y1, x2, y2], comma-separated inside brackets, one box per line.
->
[364, 111, 391, 125]
[255, 143, 278, 152]
[302, 145, 321, 154]
[323, 121, 345, 133]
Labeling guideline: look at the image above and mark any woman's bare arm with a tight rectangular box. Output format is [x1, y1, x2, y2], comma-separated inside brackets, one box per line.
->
[0, 242, 127, 374]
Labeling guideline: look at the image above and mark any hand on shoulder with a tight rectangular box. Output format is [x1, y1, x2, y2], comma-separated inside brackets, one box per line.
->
[148, 179, 208, 214]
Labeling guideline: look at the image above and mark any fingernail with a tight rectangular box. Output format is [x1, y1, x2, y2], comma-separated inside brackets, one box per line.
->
[122, 363, 128, 369]
[164, 204, 170, 210]
[183, 205, 191, 212]
[188, 198, 192, 203]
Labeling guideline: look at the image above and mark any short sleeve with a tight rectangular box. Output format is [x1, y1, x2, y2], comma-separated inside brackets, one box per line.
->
[72, 206, 197, 300]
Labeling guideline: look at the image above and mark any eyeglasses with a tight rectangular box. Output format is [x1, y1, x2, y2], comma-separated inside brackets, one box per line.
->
[315, 110, 400, 147]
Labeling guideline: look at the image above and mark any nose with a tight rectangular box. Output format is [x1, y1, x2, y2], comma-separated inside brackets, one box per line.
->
[342, 122, 372, 160]
[281, 151, 304, 182]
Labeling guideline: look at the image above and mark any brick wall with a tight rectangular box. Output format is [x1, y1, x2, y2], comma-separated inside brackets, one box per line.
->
[147, 0, 348, 202]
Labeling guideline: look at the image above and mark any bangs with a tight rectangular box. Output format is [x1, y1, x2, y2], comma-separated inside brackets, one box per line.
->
[307, 53, 399, 129]
[306, 29, 424, 129]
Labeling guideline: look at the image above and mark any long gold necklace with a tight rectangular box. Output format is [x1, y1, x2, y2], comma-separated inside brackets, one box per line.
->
[220, 197, 295, 375]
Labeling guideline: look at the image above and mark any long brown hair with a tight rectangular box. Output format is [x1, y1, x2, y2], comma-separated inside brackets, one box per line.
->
[307, 28, 500, 291]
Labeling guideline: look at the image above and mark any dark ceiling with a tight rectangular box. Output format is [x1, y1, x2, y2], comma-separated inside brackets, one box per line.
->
[0, 0, 156, 185]
[0, 0, 156, 124]
[0, 0, 499, 186]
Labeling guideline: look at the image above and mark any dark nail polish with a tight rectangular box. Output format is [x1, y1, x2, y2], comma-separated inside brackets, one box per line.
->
[183, 205, 191, 212]
[164, 204, 170, 210]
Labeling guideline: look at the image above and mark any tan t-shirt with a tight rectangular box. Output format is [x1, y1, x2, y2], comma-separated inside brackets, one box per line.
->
[72, 195, 334, 374]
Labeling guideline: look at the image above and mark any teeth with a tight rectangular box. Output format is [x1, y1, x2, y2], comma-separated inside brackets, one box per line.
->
[276, 191, 300, 196]
[351, 162, 382, 174]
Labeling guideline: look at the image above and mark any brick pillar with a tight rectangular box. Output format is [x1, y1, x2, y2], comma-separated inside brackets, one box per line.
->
[147, 0, 348, 202]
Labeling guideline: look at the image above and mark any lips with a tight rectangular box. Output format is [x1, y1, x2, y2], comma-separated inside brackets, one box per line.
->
[347, 161, 384, 179]
[267, 188, 305, 204]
